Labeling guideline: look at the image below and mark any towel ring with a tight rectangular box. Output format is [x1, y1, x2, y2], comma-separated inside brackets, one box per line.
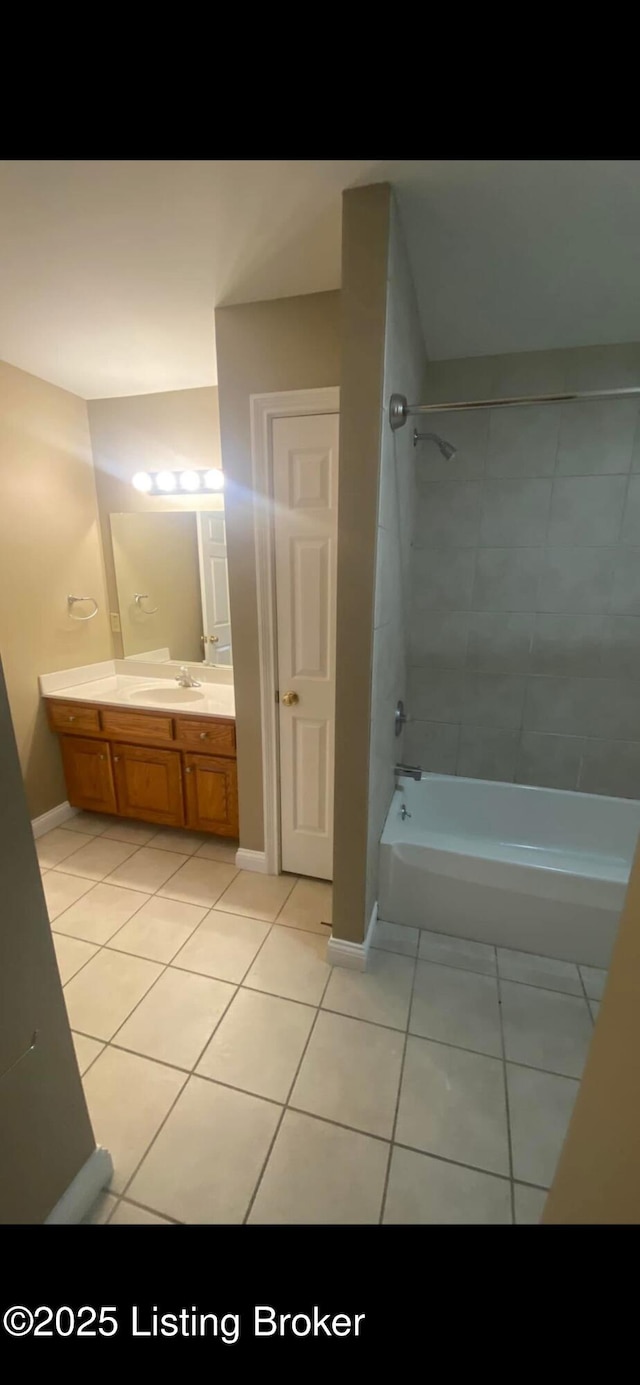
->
[134, 593, 159, 615]
[67, 595, 99, 621]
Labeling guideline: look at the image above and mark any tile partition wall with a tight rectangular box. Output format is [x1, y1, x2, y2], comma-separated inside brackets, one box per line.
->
[366, 200, 426, 913]
[404, 342, 640, 798]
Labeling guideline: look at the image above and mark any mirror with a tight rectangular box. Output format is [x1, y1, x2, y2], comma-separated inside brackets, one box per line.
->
[110, 509, 232, 667]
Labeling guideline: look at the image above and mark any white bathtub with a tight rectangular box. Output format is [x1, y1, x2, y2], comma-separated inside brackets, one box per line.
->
[378, 774, 640, 967]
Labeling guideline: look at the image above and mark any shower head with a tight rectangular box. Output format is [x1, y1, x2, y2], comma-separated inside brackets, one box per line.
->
[413, 428, 457, 461]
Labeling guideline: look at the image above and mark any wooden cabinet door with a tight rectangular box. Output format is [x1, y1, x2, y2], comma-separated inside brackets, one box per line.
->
[61, 735, 117, 815]
[184, 752, 238, 837]
[112, 742, 184, 827]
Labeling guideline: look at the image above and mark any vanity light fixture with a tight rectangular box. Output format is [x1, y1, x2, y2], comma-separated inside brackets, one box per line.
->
[130, 468, 225, 494]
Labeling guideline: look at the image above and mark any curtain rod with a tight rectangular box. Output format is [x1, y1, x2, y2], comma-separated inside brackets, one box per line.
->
[388, 387, 640, 430]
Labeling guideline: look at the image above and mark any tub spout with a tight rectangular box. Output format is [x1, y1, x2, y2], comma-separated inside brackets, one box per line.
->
[394, 763, 422, 782]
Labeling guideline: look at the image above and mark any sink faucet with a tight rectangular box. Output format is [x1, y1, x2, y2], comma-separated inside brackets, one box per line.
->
[176, 665, 201, 688]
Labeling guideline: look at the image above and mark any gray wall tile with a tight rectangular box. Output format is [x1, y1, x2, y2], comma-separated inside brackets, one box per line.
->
[578, 739, 640, 799]
[480, 478, 552, 546]
[611, 549, 640, 613]
[414, 480, 482, 548]
[538, 548, 615, 613]
[523, 676, 640, 739]
[531, 615, 604, 677]
[409, 611, 468, 668]
[410, 668, 464, 723]
[403, 720, 459, 772]
[486, 404, 560, 478]
[556, 399, 638, 475]
[466, 613, 534, 673]
[620, 474, 640, 545]
[473, 549, 543, 611]
[602, 615, 640, 678]
[413, 548, 477, 611]
[462, 674, 526, 729]
[547, 475, 627, 546]
[457, 726, 519, 782]
[515, 733, 584, 790]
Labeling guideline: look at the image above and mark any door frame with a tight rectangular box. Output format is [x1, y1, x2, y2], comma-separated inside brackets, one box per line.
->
[250, 386, 340, 876]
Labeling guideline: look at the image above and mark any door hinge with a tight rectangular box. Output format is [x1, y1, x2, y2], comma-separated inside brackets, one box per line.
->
[275, 690, 280, 703]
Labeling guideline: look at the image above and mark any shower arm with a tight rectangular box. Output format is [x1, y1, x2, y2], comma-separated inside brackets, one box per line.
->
[389, 386, 640, 430]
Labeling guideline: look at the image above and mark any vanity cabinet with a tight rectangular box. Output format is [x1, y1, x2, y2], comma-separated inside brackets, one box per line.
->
[48, 700, 238, 837]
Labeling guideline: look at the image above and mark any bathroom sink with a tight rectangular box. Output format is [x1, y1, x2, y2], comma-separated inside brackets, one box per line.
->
[127, 686, 206, 705]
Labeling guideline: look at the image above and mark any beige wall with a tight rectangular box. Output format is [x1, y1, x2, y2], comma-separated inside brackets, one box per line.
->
[0, 360, 111, 818]
[215, 292, 341, 852]
[332, 186, 392, 943]
[111, 511, 202, 662]
[543, 833, 640, 1223]
[88, 387, 222, 659]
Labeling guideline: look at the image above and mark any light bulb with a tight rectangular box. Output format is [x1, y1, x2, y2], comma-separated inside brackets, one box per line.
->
[179, 470, 201, 492]
[132, 471, 152, 493]
[156, 470, 177, 492]
[204, 469, 224, 491]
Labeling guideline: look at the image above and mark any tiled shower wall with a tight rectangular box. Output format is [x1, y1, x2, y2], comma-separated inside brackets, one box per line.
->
[405, 342, 640, 798]
[366, 199, 425, 912]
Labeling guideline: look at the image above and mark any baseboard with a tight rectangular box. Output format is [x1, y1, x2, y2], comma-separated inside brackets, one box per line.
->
[32, 801, 78, 839]
[235, 848, 269, 874]
[45, 1146, 114, 1225]
[328, 901, 378, 971]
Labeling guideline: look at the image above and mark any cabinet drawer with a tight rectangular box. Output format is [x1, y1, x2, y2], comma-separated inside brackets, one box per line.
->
[101, 708, 174, 744]
[48, 701, 101, 734]
[175, 716, 236, 755]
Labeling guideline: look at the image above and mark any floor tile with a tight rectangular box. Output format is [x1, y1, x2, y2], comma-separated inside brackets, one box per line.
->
[579, 965, 608, 1000]
[58, 836, 138, 881]
[498, 947, 582, 995]
[72, 1031, 105, 1075]
[383, 1146, 512, 1224]
[83, 1047, 186, 1194]
[501, 981, 593, 1078]
[589, 999, 601, 1022]
[106, 846, 189, 893]
[147, 827, 209, 856]
[109, 1201, 172, 1225]
[322, 949, 414, 1030]
[82, 1191, 118, 1224]
[410, 961, 502, 1057]
[101, 821, 159, 847]
[514, 1183, 548, 1225]
[276, 878, 332, 934]
[66, 811, 117, 836]
[43, 871, 94, 921]
[128, 1075, 281, 1223]
[194, 837, 239, 863]
[158, 857, 237, 908]
[396, 1036, 509, 1175]
[418, 930, 496, 975]
[114, 968, 236, 1069]
[290, 1010, 403, 1138]
[36, 826, 92, 868]
[52, 933, 98, 984]
[64, 949, 163, 1040]
[172, 910, 270, 983]
[243, 925, 330, 1005]
[53, 882, 150, 945]
[248, 1111, 388, 1224]
[507, 1063, 578, 1187]
[372, 919, 419, 957]
[107, 896, 207, 963]
[197, 989, 315, 1101]
[215, 870, 296, 922]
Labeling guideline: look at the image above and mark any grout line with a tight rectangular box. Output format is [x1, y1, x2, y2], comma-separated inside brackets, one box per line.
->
[378, 951, 419, 1224]
[496, 955, 516, 1225]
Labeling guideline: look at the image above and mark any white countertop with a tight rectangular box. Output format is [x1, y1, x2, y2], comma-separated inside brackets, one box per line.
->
[39, 661, 235, 719]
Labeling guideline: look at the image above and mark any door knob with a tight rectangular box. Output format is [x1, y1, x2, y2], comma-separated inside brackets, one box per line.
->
[282, 691, 299, 706]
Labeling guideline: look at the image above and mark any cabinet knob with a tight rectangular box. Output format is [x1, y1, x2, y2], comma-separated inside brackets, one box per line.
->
[199, 731, 208, 740]
[113, 755, 120, 762]
[68, 714, 76, 722]
[100, 754, 106, 761]
[185, 766, 192, 774]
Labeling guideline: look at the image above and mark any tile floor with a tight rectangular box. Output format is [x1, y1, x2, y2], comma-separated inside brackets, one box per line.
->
[39, 814, 607, 1225]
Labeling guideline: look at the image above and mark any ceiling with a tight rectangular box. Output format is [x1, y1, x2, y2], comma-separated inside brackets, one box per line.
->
[1, 160, 639, 399]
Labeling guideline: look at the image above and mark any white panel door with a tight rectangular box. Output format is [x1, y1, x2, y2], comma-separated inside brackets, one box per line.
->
[197, 510, 232, 666]
[273, 413, 339, 880]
